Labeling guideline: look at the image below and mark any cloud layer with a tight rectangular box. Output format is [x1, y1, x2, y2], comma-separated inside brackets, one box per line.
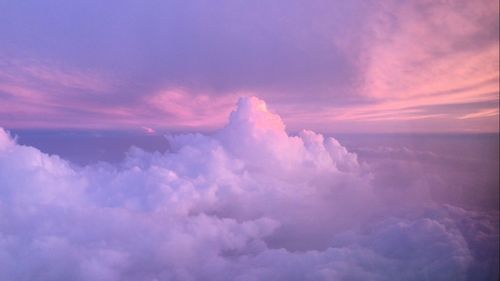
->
[0, 97, 498, 280]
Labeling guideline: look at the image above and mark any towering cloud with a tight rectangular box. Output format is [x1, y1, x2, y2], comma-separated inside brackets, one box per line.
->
[0, 97, 498, 280]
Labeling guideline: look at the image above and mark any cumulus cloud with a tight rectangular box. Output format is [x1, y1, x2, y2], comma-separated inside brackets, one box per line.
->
[0, 97, 498, 280]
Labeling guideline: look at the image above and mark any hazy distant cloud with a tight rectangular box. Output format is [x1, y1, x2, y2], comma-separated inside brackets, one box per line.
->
[0, 97, 498, 280]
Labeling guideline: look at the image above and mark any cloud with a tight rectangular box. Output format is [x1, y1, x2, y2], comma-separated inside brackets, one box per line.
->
[1, 0, 497, 132]
[459, 108, 499, 120]
[0, 97, 498, 280]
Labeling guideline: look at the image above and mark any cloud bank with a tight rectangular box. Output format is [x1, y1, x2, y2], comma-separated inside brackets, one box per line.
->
[0, 97, 498, 280]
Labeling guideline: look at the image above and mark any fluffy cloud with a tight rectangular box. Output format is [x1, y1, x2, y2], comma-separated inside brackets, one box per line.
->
[0, 97, 498, 280]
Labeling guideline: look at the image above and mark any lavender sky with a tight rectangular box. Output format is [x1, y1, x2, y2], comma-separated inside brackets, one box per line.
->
[0, 1, 499, 281]
[0, 0, 498, 133]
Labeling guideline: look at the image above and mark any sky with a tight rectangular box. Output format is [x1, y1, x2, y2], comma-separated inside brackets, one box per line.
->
[0, 2, 499, 279]
[0, 0, 499, 133]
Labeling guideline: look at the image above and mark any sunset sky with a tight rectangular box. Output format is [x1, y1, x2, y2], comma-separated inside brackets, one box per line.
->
[0, 1, 499, 280]
[1, 0, 498, 133]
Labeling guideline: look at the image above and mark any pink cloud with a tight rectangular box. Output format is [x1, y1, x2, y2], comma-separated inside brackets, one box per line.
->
[0, 1, 497, 133]
[143, 89, 238, 129]
[459, 108, 499, 120]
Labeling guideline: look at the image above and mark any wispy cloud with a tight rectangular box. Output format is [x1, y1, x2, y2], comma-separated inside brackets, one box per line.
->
[0, 0, 498, 132]
[459, 108, 499, 119]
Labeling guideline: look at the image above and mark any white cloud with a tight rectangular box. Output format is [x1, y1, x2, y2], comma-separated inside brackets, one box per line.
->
[0, 97, 497, 280]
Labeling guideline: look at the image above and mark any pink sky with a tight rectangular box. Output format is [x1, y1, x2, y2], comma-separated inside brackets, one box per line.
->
[0, 0, 498, 133]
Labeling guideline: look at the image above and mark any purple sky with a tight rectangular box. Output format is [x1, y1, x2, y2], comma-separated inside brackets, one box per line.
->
[1, 3, 498, 278]
[0, 0, 498, 133]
